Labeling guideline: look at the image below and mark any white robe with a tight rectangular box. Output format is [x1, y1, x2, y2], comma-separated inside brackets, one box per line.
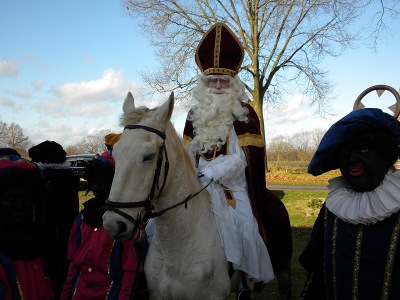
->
[198, 128, 274, 282]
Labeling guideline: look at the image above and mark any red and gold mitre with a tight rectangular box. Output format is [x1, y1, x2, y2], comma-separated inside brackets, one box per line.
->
[195, 23, 244, 77]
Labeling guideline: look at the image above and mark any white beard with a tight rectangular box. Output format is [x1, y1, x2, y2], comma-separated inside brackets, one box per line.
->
[189, 86, 248, 154]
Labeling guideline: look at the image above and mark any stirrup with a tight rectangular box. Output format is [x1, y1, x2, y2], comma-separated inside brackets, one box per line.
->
[237, 271, 255, 300]
[237, 287, 255, 300]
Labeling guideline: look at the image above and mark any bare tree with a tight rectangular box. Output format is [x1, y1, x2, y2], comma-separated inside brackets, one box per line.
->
[367, 0, 400, 48]
[267, 128, 328, 163]
[310, 128, 327, 151]
[65, 145, 87, 156]
[0, 121, 8, 148]
[0, 122, 30, 152]
[267, 135, 295, 162]
[123, 0, 399, 137]
[291, 132, 312, 152]
[77, 129, 112, 154]
[291, 131, 313, 161]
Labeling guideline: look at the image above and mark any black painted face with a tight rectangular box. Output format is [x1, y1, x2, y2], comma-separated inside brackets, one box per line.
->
[0, 187, 35, 229]
[86, 161, 114, 200]
[339, 140, 390, 192]
[90, 180, 112, 199]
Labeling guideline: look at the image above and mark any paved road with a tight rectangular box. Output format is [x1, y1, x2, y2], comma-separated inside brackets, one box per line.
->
[266, 184, 328, 191]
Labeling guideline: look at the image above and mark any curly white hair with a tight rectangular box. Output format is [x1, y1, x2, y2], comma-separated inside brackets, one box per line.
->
[188, 74, 249, 154]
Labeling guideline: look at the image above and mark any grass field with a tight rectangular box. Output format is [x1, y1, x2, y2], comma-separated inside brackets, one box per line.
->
[78, 171, 334, 299]
[260, 170, 334, 299]
[266, 169, 340, 186]
[258, 190, 328, 299]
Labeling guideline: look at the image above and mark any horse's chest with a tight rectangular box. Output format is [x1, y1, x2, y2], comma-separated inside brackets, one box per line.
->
[157, 259, 215, 286]
[147, 258, 229, 299]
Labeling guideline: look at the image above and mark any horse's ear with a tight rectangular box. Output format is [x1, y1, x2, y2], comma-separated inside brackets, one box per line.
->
[154, 92, 174, 124]
[123, 92, 135, 113]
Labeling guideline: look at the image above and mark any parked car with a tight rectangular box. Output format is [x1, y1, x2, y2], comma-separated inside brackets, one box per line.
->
[66, 154, 96, 190]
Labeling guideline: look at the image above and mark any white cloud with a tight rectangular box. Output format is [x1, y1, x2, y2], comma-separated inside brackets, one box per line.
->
[0, 96, 22, 111]
[55, 68, 139, 105]
[31, 80, 43, 90]
[0, 59, 18, 77]
[30, 69, 143, 118]
[265, 94, 310, 124]
[264, 94, 342, 144]
[34, 100, 65, 117]
[27, 121, 92, 147]
[22, 68, 149, 146]
[0, 97, 14, 107]
[70, 102, 119, 117]
[13, 87, 31, 98]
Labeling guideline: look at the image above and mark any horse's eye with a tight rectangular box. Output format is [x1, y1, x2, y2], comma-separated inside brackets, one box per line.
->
[143, 153, 156, 162]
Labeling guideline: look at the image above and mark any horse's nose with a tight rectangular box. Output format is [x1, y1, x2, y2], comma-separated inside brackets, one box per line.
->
[116, 220, 127, 233]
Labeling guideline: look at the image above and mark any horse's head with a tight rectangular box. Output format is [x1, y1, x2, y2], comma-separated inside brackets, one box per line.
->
[103, 91, 174, 240]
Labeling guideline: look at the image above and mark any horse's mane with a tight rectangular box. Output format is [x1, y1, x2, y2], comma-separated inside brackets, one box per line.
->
[119, 106, 156, 127]
[119, 104, 197, 173]
[165, 120, 197, 172]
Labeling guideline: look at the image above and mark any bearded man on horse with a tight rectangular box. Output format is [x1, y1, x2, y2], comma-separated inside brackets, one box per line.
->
[183, 23, 293, 299]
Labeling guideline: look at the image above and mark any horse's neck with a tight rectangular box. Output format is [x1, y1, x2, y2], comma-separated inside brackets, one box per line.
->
[154, 135, 213, 240]
[154, 185, 213, 251]
[158, 159, 210, 223]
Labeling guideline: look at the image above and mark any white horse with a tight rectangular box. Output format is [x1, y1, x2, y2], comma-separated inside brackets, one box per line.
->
[103, 92, 237, 299]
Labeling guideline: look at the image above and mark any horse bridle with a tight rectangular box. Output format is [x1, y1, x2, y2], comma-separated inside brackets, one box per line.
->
[104, 124, 212, 228]
[104, 124, 170, 226]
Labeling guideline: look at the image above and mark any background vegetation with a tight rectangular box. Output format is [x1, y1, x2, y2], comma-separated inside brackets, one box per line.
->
[0, 120, 113, 157]
[123, 0, 399, 140]
[1, 118, 328, 160]
[260, 190, 327, 299]
[261, 168, 335, 298]
[267, 163, 340, 185]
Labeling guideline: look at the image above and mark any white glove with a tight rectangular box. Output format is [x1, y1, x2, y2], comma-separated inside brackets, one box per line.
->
[202, 154, 247, 189]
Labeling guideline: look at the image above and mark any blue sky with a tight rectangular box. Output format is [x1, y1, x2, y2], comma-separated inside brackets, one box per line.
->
[1, 1, 399, 149]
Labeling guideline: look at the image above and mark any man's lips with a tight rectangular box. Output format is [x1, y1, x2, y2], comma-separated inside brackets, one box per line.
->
[348, 167, 365, 176]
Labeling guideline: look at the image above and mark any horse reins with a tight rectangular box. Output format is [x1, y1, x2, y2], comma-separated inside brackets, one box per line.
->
[104, 124, 211, 227]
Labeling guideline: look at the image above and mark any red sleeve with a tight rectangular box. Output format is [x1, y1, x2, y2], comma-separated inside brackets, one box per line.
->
[118, 239, 138, 299]
[60, 219, 79, 300]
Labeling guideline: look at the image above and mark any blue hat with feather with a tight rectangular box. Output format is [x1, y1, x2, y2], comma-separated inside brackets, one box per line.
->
[308, 108, 400, 176]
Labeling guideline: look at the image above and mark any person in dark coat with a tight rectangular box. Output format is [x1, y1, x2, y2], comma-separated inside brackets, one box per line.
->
[28, 141, 79, 299]
[0, 154, 54, 299]
[299, 108, 400, 300]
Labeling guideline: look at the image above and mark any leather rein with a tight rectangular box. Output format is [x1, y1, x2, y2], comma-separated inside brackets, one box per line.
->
[104, 124, 211, 227]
